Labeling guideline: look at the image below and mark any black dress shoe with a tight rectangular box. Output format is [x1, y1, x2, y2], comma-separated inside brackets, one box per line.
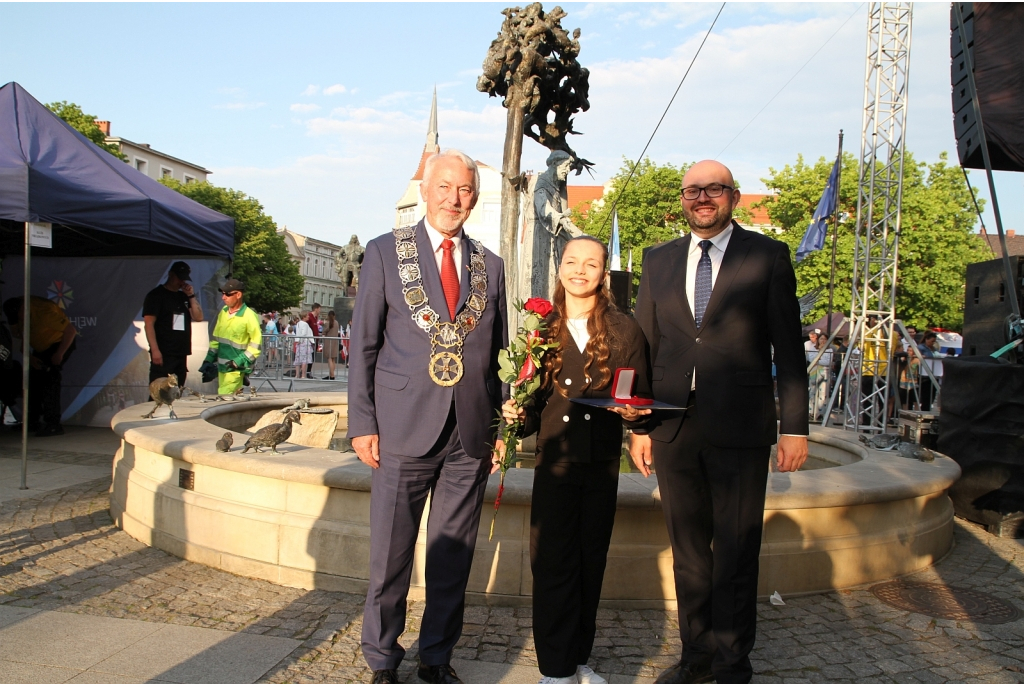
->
[655, 657, 714, 684]
[371, 669, 399, 684]
[417, 662, 462, 684]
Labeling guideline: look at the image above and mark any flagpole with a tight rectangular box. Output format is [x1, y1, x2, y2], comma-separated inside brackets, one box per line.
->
[826, 130, 844, 339]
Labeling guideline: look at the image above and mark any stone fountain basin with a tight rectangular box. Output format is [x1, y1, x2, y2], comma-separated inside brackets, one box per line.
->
[110, 393, 960, 608]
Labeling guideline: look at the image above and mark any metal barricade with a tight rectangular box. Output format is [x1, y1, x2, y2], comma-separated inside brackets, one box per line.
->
[250, 334, 350, 391]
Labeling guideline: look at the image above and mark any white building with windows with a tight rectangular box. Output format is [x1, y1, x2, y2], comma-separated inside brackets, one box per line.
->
[95, 121, 210, 185]
[277, 228, 346, 313]
[394, 90, 502, 254]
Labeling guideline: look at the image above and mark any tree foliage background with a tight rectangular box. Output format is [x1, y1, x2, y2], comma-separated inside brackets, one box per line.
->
[46, 101, 127, 161]
[759, 150, 991, 330]
[571, 157, 747, 292]
[161, 179, 304, 314]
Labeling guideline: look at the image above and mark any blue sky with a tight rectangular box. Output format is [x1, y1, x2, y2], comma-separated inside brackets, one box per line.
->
[2, 2, 1020, 246]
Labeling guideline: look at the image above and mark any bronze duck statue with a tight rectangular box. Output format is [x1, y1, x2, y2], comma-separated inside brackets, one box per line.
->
[242, 410, 302, 454]
[215, 432, 233, 452]
[142, 375, 182, 420]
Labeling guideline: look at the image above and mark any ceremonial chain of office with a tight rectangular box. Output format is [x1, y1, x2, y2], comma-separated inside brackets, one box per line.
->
[393, 227, 488, 387]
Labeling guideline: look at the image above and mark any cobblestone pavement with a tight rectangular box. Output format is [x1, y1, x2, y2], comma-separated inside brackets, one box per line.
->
[2, 447, 1024, 683]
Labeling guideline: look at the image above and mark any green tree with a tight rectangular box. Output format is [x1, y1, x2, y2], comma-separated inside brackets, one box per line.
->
[759, 150, 991, 330]
[160, 179, 304, 313]
[572, 158, 685, 296]
[575, 157, 687, 252]
[573, 157, 752, 269]
[45, 101, 127, 161]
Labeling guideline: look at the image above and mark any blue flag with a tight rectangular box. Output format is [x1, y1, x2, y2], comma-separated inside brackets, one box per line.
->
[796, 155, 841, 262]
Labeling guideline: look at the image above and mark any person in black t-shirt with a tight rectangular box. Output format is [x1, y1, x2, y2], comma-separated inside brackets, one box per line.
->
[143, 261, 204, 385]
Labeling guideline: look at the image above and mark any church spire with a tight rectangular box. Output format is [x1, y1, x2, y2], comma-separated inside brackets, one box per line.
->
[425, 86, 439, 152]
[412, 86, 440, 180]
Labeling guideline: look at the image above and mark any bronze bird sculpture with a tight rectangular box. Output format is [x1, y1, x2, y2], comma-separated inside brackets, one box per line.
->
[242, 411, 302, 454]
[215, 432, 233, 452]
[142, 375, 182, 420]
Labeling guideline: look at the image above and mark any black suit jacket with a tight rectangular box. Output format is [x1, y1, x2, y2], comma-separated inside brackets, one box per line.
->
[634, 222, 808, 447]
[524, 310, 650, 463]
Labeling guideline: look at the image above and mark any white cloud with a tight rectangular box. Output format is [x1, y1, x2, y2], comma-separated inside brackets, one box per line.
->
[373, 90, 416, 107]
[323, 83, 347, 95]
[307, 106, 421, 136]
[210, 3, 991, 245]
[214, 86, 265, 111]
[301, 84, 319, 96]
[290, 103, 321, 113]
[213, 101, 266, 111]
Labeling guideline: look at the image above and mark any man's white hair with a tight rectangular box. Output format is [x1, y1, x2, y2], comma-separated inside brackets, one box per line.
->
[423, 149, 480, 195]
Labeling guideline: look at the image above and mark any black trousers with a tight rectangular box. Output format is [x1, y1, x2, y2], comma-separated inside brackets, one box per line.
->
[149, 355, 189, 386]
[920, 377, 936, 411]
[653, 404, 770, 684]
[531, 458, 619, 678]
[28, 340, 75, 426]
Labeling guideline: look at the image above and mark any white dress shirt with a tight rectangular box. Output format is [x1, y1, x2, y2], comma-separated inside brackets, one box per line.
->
[424, 218, 464, 282]
[685, 223, 733, 321]
[566, 316, 590, 353]
[686, 224, 733, 391]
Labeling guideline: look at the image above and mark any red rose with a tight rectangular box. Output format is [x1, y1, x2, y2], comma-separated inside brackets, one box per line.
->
[524, 297, 553, 318]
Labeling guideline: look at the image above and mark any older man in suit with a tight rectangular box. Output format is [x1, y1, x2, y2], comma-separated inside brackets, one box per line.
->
[348, 149, 508, 685]
[631, 160, 808, 684]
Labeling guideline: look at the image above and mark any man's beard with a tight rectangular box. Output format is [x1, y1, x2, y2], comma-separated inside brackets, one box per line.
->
[683, 202, 732, 233]
[433, 206, 468, 233]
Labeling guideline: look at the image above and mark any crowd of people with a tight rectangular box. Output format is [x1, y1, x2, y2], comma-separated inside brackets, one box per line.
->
[259, 305, 352, 380]
[802, 318, 950, 424]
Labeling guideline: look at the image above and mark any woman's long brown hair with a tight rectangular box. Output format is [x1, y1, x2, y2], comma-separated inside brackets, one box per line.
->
[542, 235, 620, 397]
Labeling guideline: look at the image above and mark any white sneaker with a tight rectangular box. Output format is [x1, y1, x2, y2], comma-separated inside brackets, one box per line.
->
[539, 676, 578, 684]
[576, 665, 607, 684]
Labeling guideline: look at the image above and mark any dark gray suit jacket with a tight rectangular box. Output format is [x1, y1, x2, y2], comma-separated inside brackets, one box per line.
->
[634, 222, 808, 447]
[347, 221, 509, 460]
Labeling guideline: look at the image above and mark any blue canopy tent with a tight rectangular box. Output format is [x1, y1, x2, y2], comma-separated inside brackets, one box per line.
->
[0, 81, 234, 488]
[0, 81, 233, 257]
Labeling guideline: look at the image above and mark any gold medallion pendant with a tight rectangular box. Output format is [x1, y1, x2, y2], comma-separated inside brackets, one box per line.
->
[429, 351, 464, 386]
[393, 227, 488, 388]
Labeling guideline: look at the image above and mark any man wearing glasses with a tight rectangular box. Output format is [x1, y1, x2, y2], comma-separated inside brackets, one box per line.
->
[632, 160, 808, 684]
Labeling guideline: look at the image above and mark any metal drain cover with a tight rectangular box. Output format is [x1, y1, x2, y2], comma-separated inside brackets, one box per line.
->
[870, 582, 1021, 624]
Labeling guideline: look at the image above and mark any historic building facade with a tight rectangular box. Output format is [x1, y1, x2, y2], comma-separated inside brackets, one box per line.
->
[97, 121, 210, 185]
[277, 228, 346, 312]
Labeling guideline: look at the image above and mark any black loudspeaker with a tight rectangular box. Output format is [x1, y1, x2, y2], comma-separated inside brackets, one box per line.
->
[962, 256, 1024, 356]
[333, 296, 356, 332]
[939, 358, 1024, 537]
[950, 3, 1024, 172]
[608, 270, 633, 313]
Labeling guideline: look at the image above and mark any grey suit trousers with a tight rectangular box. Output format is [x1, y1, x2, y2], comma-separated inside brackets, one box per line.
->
[361, 406, 490, 670]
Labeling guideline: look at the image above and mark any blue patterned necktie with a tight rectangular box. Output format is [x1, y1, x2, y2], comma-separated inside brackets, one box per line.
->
[694, 239, 713, 328]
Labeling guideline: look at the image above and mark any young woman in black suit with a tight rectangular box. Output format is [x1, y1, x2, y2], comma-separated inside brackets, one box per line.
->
[503, 236, 651, 684]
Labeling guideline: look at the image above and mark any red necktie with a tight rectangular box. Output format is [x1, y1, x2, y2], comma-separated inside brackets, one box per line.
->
[440, 239, 459, 320]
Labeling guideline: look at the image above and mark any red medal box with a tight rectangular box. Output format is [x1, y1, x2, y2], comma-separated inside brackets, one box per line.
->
[612, 368, 653, 405]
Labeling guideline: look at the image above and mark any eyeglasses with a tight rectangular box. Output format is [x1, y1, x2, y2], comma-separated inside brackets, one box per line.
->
[682, 183, 734, 201]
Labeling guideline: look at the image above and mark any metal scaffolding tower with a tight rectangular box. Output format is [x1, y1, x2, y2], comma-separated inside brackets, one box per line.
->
[838, 3, 914, 433]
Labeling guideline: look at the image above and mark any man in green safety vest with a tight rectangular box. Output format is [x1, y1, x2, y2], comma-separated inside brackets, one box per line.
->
[200, 278, 262, 396]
